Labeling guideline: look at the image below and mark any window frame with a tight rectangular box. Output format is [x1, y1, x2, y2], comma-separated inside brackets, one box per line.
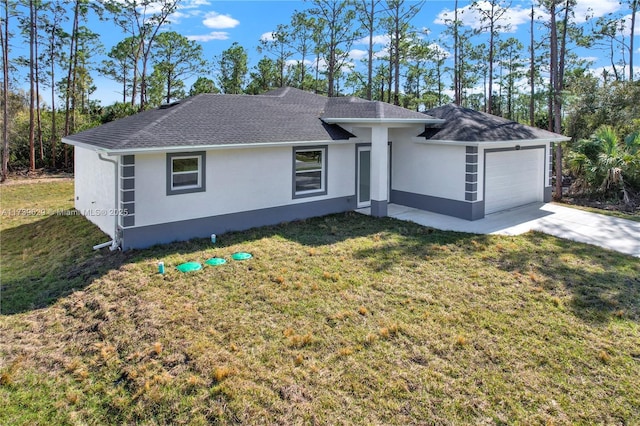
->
[166, 151, 206, 196]
[292, 146, 328, 199]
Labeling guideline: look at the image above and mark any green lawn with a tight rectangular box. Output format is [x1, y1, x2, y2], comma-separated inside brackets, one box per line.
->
[1, 180, 639, 425]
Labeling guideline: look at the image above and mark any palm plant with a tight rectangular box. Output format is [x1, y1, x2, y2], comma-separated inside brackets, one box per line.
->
[567, 125, 640, 205]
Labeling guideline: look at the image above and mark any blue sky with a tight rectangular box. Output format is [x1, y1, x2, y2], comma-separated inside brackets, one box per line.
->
[11, 0, 639, 105]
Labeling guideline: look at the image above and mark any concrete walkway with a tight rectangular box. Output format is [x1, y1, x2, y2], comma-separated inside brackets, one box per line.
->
[359, 203, 640, 258]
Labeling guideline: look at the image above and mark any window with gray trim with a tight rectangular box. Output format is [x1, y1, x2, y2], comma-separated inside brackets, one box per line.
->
[166, 152, 206, 195]
[293, 146, 327, 197]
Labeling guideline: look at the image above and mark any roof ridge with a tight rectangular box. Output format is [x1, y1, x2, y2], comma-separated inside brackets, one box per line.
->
[375, 100, 384, 119]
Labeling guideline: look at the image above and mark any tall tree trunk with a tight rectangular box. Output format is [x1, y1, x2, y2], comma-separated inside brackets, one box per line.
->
[1, 0, 10, 181]
[314, 54, 320, 94]
[279, 48, 285, 87]
[122, 63, 127, 103]
[487, 2, 495, 115]
[387, 44, 392, 103]
[550, 1, 561, 199]
[64, 0, 80, 169]
[34, 5, 43, 164]
[51, 33, 57, 169]
[392, 9, 400, 105]
[140, 68, 146, 105]
[300, 49, 306, 90]
[630, 0, 637, 81]
[166, 71, 171, 103]
[366, 0, 374, 100]
[437, 60, 442, 105]
[552, 0, 570, 199]
[64, 0, 79, 138]
[529, 4, 535, 126]
[483, 66, 487, 112]
[131, 40, 142, 107]
[327, 43, 335, 97]
[454, 0, 461, 105]
[28, 0, 36, 172]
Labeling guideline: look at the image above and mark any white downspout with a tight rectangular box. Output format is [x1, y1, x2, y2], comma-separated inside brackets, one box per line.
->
[94, 153, 121, 251]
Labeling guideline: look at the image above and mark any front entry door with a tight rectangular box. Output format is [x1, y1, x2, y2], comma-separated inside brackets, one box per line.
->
[357, 146, 371, 208]
[357, 144, 391, 209]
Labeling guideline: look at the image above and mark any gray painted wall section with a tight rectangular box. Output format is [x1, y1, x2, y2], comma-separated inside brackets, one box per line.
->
[391, 190, 485, 221]
[121, 196, 356, 250]
[465, 145, 479, 202]
[370, 199, 388, 217]
[120, 155, 135, 228]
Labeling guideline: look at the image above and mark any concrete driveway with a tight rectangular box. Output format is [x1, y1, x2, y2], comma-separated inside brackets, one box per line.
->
[380, 203, 640, 258]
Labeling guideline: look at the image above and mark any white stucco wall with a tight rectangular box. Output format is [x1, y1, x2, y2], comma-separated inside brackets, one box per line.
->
[133, 144, 356, 228]
[74, 146, 117, 238]
[392, 133, 467, 202]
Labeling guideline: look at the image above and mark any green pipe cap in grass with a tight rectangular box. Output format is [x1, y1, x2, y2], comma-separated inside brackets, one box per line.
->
[231, 252, 252, 261]
[176, 262, 202, 272]
[205, 257, 227, 266]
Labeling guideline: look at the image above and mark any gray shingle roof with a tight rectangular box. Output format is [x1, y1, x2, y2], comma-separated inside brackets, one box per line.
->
[64, 88, 351, 151]
[322, 96, 436, 120]
[63, 87, 438, 152]
[421, 104, 569, 142]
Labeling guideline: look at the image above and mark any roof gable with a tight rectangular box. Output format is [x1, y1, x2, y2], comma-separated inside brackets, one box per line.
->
[422, 104, 568, 142]
[321, 96, 434, 121]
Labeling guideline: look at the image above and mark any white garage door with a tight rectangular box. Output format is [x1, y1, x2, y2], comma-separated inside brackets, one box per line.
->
[485, 149, 544, 214]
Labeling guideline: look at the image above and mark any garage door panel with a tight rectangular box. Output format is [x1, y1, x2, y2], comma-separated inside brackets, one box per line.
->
[485, 149, 544, 214]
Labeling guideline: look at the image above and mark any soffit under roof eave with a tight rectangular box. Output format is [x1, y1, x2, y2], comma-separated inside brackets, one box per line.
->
[412, 136, 571, 147]
[63, 138, 357, 156]
[323, 117, 445, 127]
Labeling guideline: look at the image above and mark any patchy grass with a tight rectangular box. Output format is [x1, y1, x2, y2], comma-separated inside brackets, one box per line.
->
[1, 181, 639, 425]
[1, 181, 124, 314]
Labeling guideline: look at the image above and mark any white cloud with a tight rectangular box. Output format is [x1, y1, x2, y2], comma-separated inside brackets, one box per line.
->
[434, 3, 541, 33]
[580, 56, 599, 65]
[182, 0, 211, 9]
[202, 11, 239, 29]
[169, 11, 189, 22]
[138, 2, 166, 15]
[573, 0, 621, 21]
[315, 57, 328, 72]
[260, 32, 275, 42]
[374, 47, 389, 60]
[355, 34, 391, 46]
[588, 64, 640, 81]
[532, 0, 620, 24]
[285, 58, 313, 67]
[169, 0, 211, 23]
[428, 43, 450, 59]
[620, 13, 640, 37]
[348, 49, 368, 61]
[187, 31, 230, 42]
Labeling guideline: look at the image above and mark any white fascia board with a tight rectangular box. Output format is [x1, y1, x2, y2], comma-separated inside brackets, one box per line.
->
[65, 139, 356, 156]
[412, 136, 571, 147]
[323, 117, 445, 127]
[61, 138, 109, 152]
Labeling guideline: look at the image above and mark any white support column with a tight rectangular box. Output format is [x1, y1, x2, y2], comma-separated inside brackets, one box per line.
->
[370, 126, 389, 217]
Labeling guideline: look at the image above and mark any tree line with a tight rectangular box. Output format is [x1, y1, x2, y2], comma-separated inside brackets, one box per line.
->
[1, 0, 639, 204]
